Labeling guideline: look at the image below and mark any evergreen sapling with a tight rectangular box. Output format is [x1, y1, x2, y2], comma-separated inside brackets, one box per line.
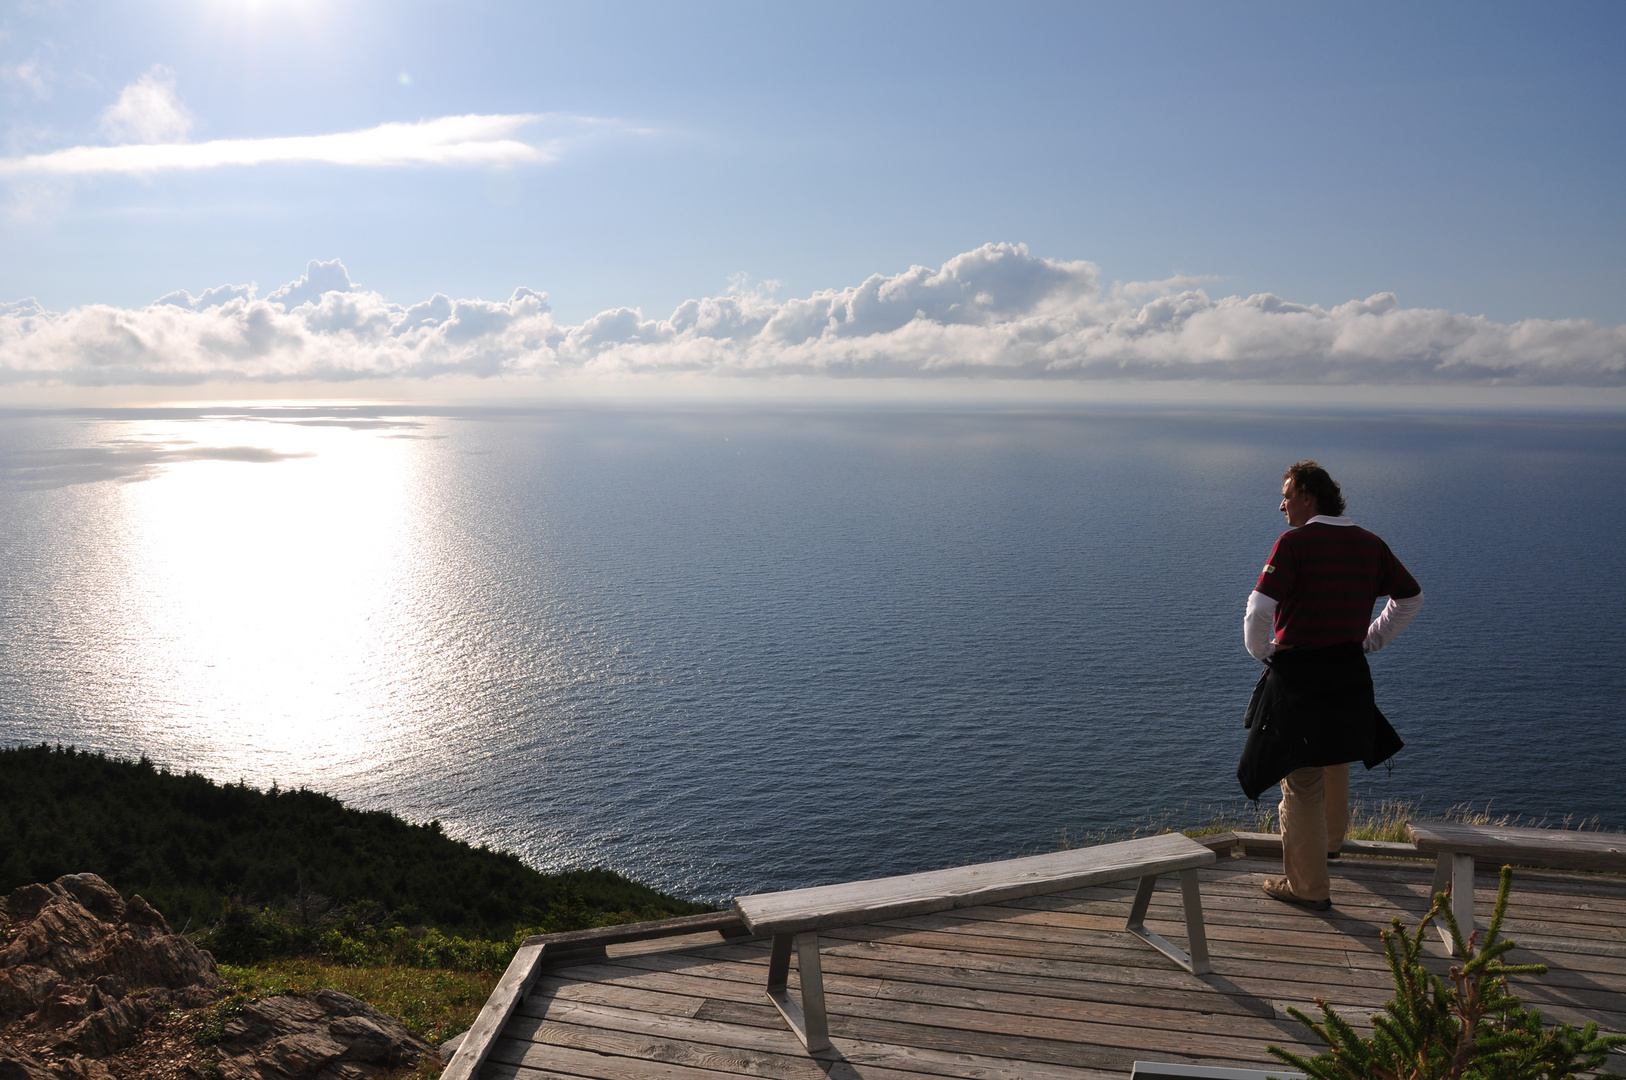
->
[1269, 866, 1624, 1080]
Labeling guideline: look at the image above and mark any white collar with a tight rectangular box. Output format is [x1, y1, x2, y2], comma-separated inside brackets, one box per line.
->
[1304, 515, 1355, 527]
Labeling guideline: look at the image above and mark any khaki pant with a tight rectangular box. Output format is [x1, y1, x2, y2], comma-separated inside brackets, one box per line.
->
[1278, 763, 1351, 902]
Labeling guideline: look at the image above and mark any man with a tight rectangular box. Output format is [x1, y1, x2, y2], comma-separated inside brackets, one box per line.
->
[1242, 461, 1423, 910]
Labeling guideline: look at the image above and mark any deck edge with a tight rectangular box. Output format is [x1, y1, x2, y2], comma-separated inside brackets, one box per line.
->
[448, 911, 747, 1077]
[441, 941, 545, 1080]
[1201, 831, 1424, 860]
[521, 909, 748, 952]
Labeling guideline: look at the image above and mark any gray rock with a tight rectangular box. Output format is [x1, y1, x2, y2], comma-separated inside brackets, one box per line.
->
[2, 874, 429, 1079]
[53, 878, 123, 925]
[0, 1047, 53, 1080]
[0, 873, 219, 1028]
[46, 1057, 114, 1079]
[1, 873, 227, 1071]
[262, 1031, 348, 1074]
[53, 996, 153, 1058]
[326, 1015, 397, 1061]
[2, 885, 56, 925]
[216, 990, 433, 1079]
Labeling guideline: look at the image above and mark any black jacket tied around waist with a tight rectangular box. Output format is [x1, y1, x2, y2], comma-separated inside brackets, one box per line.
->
[1237, 641, 1403, 801]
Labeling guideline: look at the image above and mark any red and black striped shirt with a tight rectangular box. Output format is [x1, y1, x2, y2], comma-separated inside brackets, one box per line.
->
[1255, 522, 1421, 649]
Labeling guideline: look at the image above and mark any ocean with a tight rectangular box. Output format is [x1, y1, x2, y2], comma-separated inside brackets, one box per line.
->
[1, 404, 1622, 903]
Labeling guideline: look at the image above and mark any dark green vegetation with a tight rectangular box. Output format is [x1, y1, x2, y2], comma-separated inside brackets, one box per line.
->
[1271, 867, 1624, 1080]
[0, 743, 709, 965]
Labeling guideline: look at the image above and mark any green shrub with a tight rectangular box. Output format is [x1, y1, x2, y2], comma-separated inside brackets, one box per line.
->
[195, 993, 248, 1046]
[1270, 866, 1624, 1080]
[0, 743, 709, 939]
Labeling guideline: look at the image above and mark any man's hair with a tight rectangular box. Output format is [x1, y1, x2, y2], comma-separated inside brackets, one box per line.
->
[1284, 460, 1346, 517]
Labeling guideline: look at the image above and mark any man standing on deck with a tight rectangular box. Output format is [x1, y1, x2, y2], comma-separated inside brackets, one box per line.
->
[1242, 461, 1424, 911]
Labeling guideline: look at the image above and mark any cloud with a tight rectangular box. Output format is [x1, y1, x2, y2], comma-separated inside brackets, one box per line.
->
[267, 258, 356, 309]
[156, 283, 256, 311]
[1, 56, 52, 100]
[1, 439, 314, 489]
[2, 244, 1623, 389]
[0, 113, 549, 177]
[100, 66, 192, 144]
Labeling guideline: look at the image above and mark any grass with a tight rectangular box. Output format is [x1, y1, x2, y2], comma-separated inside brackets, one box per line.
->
[1051, 797, 1619, 855]
[1181, 798, 1417, 843]
[218, 960, 497, 1048]
[1433, 801, 1612, 832]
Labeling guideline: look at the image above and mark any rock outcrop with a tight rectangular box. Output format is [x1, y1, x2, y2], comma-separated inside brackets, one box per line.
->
[1, 873, 221, 1028]
[0, 1047, 55, 1080]
[1, 874, 223, 1077]
[1, 874, 436, 1079]
[215, 989, 434, 1079]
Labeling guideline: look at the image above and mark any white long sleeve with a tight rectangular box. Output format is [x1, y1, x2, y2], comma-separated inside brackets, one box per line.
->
[1364, 591, 1424, 654]
[1244, 590, 1277, 661]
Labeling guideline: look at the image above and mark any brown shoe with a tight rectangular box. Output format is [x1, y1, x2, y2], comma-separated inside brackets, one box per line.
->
[1262, 877, 1331, 911]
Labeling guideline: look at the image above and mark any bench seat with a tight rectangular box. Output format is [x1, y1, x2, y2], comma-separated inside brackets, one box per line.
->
[732, 833, 1217, 1053]
[1132, 1062, 1305, 1080]
[1408, 822, 1626, 954]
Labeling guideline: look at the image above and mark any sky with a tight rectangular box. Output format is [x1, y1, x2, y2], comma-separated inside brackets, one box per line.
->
[2, 0, 1624, 405]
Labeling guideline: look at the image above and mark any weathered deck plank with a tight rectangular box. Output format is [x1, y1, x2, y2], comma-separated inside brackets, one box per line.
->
[595, 937, 1626, 1031]
[530, 962, 1311, 1048]
[516, 999, 1123, 1080]
[815, 909, 1626, 984]
[808, 917, 1626, 995]
[1022, 871, 1626, 934]
[921, 898, 1626, 967]
[476, 854, 1625, 1080]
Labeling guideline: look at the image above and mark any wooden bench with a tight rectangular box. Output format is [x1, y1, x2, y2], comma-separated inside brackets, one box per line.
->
[1408, 822, 1626, 955]
[1132, 1062, 1304, 1080]
[732, 833, 1217, 1054]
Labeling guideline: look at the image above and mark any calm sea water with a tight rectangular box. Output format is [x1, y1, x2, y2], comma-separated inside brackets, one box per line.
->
[1, 405, 1622, 902]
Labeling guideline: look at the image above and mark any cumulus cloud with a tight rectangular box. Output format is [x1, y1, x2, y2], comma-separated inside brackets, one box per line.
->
[267, 258, 356, 310]
[2, 244, 1622, 388]
[156, 283, 256, 311]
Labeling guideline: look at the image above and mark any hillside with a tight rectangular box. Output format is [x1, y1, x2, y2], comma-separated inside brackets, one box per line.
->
[0, 743, 709, 940]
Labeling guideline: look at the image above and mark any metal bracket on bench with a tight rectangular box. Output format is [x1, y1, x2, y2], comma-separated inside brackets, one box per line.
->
[1430, 853, 1477, 956]
[1126, 868, 1211, 975]
[766, 932, 832, 1054]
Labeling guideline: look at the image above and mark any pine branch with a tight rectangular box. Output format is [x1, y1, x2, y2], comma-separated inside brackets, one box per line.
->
[1271, 867, 1626, 1080]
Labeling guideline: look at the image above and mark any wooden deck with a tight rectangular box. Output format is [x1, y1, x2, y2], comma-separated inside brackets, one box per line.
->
[473, 852, 1626, 1080]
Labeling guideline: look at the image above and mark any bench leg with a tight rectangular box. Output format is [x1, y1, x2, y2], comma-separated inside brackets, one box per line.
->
[1126, 870, 1210, 975]
[1429, 853, 1454, 952]
[1447, 854, 1476, 956]
[1428, 853, 1477, 955]
[1179, 868, 1212, 975]
[1430, 852, 1452, 903]
[765, 932, 831, 1054]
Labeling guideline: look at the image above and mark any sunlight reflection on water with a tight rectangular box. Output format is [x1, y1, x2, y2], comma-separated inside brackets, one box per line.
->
[32, 418, 427, 779]
[121, 420, 414, 774]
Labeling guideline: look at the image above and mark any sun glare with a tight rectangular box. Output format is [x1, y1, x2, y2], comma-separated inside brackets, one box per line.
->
[110, 416, 428, 781]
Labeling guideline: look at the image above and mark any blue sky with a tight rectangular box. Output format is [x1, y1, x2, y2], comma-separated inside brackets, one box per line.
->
[2, 1, 1623, 401]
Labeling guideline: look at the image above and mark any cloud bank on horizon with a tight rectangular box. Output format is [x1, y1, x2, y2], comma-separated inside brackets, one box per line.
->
[2, 244, 1622, 388]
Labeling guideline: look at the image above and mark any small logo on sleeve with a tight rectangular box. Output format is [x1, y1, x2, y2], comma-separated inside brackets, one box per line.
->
[1262, 564, 1276, 574]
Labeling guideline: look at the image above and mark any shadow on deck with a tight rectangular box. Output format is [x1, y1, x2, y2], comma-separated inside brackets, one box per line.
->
[464, 852, 1626, 1080]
